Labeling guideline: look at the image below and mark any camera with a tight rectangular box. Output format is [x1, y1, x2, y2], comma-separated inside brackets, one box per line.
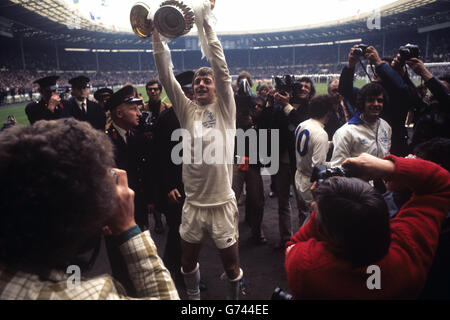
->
[353, 44, 369, 57]
[1, 115, 17, 131]
[398, 44, 420, 62]
[274, 75, 303, 104]
[310, 165, 355, 184]
[271, 287, 293, 300]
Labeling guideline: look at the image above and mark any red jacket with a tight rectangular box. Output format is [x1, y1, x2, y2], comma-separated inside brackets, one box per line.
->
[285, 156, 450, 299]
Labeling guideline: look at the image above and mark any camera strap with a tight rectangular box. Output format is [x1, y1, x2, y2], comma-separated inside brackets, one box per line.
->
[359, 58, 373, 82]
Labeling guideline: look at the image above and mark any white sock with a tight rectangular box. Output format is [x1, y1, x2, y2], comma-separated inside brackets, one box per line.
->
[221, 268, 243, 300]
[181, 263, 201, 300]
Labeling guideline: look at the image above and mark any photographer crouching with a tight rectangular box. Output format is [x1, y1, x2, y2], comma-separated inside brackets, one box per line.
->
[284, 153, 450, 299]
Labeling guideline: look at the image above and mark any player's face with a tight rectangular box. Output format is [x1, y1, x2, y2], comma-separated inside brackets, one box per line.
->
[193, 75, 216, 106]
[364, 94, 384, 120]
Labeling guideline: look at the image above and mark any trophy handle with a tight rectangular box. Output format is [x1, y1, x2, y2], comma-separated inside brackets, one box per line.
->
[130, 2, 154, 38]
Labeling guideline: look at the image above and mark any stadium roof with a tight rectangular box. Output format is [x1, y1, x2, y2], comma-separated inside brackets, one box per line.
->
[0, 0, 449, 48]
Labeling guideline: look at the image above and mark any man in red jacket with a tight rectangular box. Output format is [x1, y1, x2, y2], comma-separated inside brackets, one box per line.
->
[285, 153, 450, 299]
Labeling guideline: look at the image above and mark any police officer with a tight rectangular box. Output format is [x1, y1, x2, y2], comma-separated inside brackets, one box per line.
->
[105, 85, 156, 231]
[94, 87, 114, 130]
[25, 75, 64, 124]
[62, 76, 106, 130]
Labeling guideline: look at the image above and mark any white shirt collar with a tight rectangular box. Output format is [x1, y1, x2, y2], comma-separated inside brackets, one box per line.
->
[112, 122, 128, 143]
[75, 98, 87, 111]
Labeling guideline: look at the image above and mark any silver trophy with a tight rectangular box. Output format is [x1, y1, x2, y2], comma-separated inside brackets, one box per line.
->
[130, 0, 215, 39]
[130, 2, 155, 38]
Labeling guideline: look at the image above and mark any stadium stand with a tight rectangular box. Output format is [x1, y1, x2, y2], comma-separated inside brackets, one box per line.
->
[0, 0, 449, 105]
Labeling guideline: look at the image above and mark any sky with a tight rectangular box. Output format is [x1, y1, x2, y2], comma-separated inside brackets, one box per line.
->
[63, 0, 398, 33]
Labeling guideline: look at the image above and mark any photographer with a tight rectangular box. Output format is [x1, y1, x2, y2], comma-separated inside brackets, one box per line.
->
[260, 76, 316, 248]
[233, 74, 267, 244]
[285, 153, 450, 299]
[339, 45, 421, 156]
[330, 82, 392, 168]
[25, 75, 64, 125]
[406, 58, 450, 148]
[0, 119, 178, 300]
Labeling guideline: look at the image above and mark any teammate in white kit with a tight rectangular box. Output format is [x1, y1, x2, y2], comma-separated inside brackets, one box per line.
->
[153, 12, 242, 299]
[294, 95, 334, 223]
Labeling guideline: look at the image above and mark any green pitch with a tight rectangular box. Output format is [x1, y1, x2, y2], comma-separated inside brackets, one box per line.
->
[0, 80, 369, 126]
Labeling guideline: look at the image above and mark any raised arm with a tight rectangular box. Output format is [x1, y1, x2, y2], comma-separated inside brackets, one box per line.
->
[202, 20, 235, 121]
[153, 31, 192, 125]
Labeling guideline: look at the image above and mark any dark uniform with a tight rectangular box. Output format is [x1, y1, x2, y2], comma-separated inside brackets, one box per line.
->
[103, 86, 156, 297]
[25, 76, 64, 125]
[62, 76, 106, 131]
[104, 86, 156, 230]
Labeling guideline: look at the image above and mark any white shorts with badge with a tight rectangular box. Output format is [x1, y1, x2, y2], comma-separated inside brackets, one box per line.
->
[179, 200, 239, 250]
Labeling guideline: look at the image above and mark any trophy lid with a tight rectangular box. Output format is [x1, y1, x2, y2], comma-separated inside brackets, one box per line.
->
[130, 2, 155, 38]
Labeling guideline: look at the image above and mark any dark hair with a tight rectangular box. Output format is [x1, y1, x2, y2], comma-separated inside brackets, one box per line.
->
[356, 82, 388, 112]
[0, 119, 117, 270]
[382, 57, 393, 65]
[313, 177, 391, 268]
[146, 79, 162, 91]
[297, 77, 316, 99]
[193, 67, 215, 88]
[414, 138, 450, 172]
[236, 71, 253, 88]
[308, 95, 334, 119]
[257, 84, 268, 93]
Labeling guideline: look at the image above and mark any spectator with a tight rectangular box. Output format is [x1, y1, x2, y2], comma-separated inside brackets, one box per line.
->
[0, 118, 178, 300]
[285, 153, 450, 299]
